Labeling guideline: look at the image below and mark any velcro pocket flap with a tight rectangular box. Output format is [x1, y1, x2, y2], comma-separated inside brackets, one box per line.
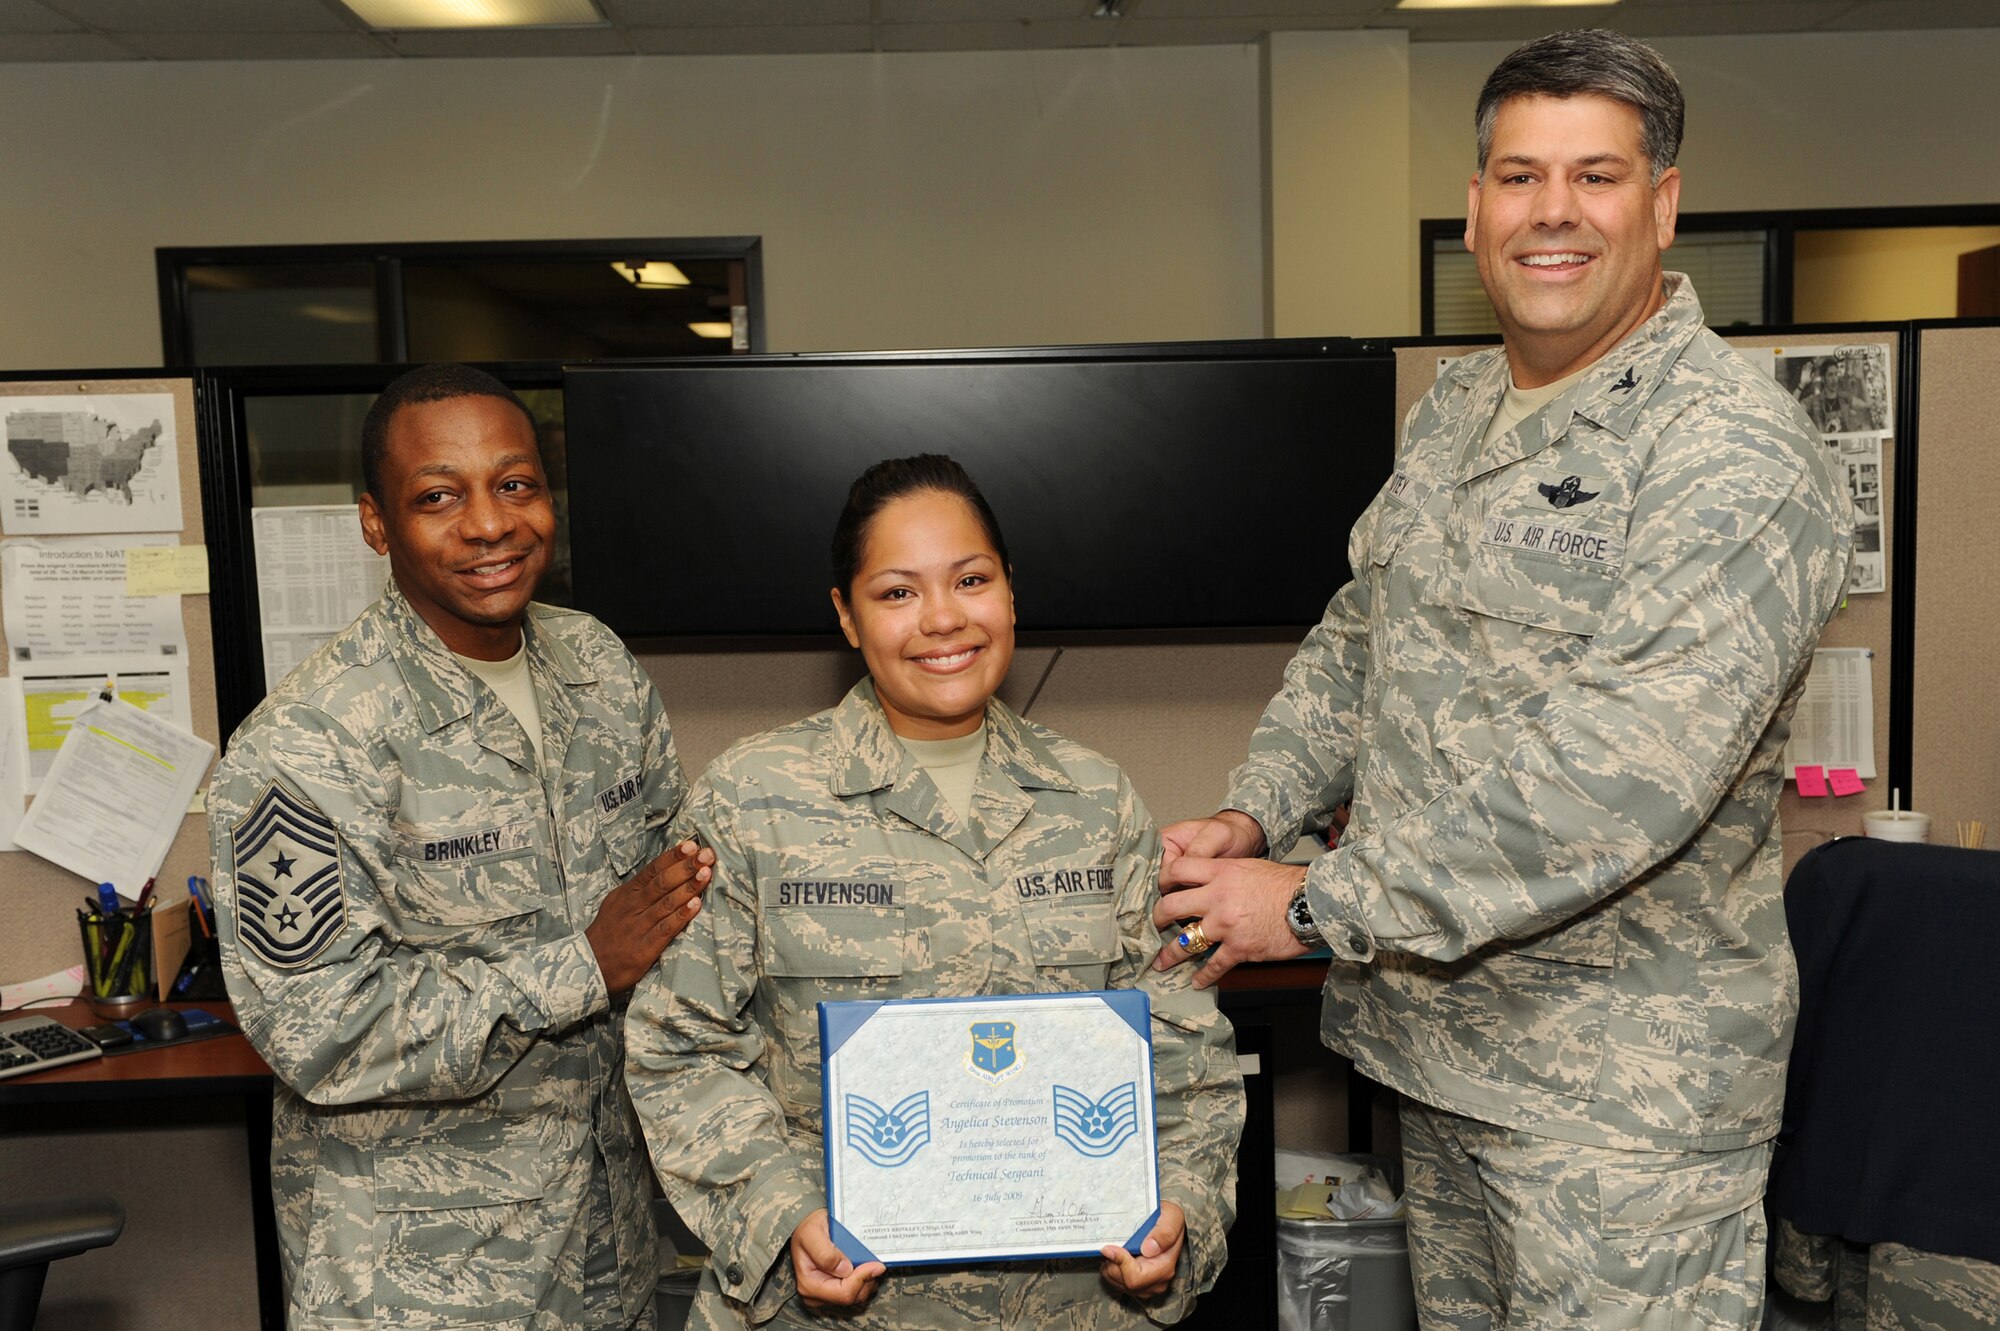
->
[763, 905, 904, 979]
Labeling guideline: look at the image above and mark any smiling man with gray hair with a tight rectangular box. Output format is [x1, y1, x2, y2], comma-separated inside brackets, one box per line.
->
[1152, 29, 1852, 1328]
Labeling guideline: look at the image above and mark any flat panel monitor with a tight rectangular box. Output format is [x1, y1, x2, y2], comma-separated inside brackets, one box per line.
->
[564, 342, 1396, 638]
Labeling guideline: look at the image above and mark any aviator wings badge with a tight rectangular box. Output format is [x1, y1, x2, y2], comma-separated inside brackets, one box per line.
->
[1537, 474, 1600, 509]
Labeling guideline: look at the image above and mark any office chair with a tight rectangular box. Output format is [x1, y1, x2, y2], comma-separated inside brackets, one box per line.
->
[0, 1196, 124, 1331]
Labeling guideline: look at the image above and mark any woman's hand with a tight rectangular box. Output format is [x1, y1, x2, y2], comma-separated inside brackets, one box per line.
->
[1098, 1200, 1186, 1300]
[790, 1208, 886, 1313]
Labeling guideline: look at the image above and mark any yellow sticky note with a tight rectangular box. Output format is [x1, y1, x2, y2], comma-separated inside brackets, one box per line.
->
[126, 545, 210, 596]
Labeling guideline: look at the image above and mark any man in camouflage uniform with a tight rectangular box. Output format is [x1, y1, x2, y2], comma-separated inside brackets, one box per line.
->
[1152, 31, 1852, 1330]
[623, 678, 1244, 1328]
[210, 364, 711, 1331]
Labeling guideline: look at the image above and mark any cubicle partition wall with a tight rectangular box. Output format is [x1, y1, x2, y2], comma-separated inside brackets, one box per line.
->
[1909, 320, 2000, 839]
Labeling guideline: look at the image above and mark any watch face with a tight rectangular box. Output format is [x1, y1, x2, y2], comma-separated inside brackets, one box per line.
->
[1287, 887, 1317, 941]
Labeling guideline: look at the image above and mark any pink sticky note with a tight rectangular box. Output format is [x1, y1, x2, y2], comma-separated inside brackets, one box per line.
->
[1828, 769, 1866, 797]
[1794, 765, 1828, 797]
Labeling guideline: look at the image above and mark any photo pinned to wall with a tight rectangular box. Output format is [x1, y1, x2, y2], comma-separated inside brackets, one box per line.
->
[1772, 345, 1891, 434]
[1832, 433, 1886, 594]
[1771, 346, 1890, 597]
[0, 389, 184, 535]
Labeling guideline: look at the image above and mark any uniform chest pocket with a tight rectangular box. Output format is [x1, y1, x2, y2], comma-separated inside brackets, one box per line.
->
[1368, 498, 1421, 569]
[1023, 898, 1119, 970]
[596, 805, 650, 879]
[392, 845, 545, 951]
[1459, 539, 1622, 638]
[762, 904, 906, 979]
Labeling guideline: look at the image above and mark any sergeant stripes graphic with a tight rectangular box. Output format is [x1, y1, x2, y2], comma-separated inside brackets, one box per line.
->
[1051, 1082, 1139, 1159]
[844, 1091, 932, 1168]
[234, 782, 345, 969]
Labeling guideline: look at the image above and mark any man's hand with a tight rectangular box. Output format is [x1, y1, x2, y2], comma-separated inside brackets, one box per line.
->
[791, 1208, 886, 1313]
[1152, 855, 1310, 988]
[1099, 1200, 1186, 1300]
[585, 839, 713, 994]
[1158, 811, 1267, 880]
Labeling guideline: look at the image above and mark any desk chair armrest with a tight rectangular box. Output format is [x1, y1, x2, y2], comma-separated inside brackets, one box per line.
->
[0, 1198, 125, 1273]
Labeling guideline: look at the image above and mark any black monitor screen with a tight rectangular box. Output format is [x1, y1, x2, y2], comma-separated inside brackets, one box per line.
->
[563, 342, 1396, 638]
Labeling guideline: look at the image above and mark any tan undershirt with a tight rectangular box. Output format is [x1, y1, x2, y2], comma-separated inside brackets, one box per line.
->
[456, 637, 545, 763]
[899, 725, 988, 823]
[1481, 362, 1592, 448]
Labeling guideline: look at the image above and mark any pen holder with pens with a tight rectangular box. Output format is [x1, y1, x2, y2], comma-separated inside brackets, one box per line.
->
[78, 905, 158, 1018]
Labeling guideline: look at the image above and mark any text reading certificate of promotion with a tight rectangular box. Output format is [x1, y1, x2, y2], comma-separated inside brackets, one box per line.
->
[819, 990, 1159, 1267]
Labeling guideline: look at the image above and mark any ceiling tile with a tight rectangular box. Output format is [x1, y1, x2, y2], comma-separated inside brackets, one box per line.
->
[0, 0, 78, 32]
[877, 20, 1051, 51]
[877, 0, 1091, 20]
[1112, 14, 1377, 43]
[1821, 0, 2000, 29]
[0, 27, 132, 56]
[602, 0, 867, 24]
[1386, 7, 1624, 43]
[1582, 1, 1867, 37]
[625, 22, 872, 52]
[1130, 0, 1381, 17]
[46, 0, 355, 32]
[380, 24, 633, 55]
[115, 29, 391, 58]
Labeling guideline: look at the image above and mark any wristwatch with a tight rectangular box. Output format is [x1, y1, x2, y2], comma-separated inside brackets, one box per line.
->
[1285, 879, 1320, 945]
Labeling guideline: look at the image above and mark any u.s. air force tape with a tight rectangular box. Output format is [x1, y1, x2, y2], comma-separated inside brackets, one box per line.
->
[1481, 514, 1624, 566]
[232, 780, 346, 970]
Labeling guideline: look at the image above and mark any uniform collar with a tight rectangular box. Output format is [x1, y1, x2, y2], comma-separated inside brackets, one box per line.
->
[828, 678, 1076, 862]
[379, 580, 592, 737]
[1448, 272, 1705, 481]
[828, 678, 1076, 798]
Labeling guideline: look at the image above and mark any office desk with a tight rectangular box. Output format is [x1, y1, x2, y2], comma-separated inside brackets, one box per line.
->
[0, 1000, 280, 1331]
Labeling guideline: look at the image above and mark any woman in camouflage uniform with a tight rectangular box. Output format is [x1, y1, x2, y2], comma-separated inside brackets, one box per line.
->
[624, 455, 1244, 1329]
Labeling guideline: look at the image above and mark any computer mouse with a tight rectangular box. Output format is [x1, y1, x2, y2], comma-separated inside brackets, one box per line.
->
[132, 1007, 188, 1043]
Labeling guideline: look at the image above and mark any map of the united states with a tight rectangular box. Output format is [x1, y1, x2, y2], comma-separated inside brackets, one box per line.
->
[6, 410, 163, 503]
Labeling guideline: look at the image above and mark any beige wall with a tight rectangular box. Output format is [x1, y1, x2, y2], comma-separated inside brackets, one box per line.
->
[5, 27, 2000, 366]
[1410, 30, 2000, 223]
[1794, 226, 2000, 323]
[1264, 30, 1416, 338]
[0, 45, 1266, 368]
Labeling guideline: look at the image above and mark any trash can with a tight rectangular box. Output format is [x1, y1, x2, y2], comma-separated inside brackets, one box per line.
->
[1276, 1213, 1417, 1331]
[1273, 1151, 1417, 1331]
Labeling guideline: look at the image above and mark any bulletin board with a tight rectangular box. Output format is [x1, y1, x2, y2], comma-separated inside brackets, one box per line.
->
[0, 373, 217, 994]
[1389, 328, 1900, 874]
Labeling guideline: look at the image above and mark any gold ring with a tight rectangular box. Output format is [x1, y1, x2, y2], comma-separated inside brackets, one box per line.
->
[1176, 921, 1212, 955]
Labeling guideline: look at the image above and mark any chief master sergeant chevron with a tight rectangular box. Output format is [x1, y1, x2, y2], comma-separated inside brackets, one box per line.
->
[1151, 31, 1852, 1330]
[209, 364, 713, 1331]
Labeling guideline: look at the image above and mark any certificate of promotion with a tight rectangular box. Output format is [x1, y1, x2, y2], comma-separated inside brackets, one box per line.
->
[819, 990, 1159, 1267]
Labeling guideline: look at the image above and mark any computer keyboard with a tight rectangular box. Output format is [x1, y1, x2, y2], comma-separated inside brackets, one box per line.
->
[0, 1015, 104, 1081]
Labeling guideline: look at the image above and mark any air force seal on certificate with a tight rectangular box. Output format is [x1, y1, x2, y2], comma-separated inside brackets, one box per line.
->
[231, 780, 345, 969]
[966, 1021, 1020, 1082]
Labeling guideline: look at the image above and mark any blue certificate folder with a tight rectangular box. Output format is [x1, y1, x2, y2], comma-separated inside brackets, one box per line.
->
[819, 990, 1161, 1267]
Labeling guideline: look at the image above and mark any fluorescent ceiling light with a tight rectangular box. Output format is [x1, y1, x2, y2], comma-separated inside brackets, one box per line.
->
[612, 261, 691, 290]
[1398, 0, 1616, 8]
[343, 0, 603, 30]
[688, 322, 733, 340]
